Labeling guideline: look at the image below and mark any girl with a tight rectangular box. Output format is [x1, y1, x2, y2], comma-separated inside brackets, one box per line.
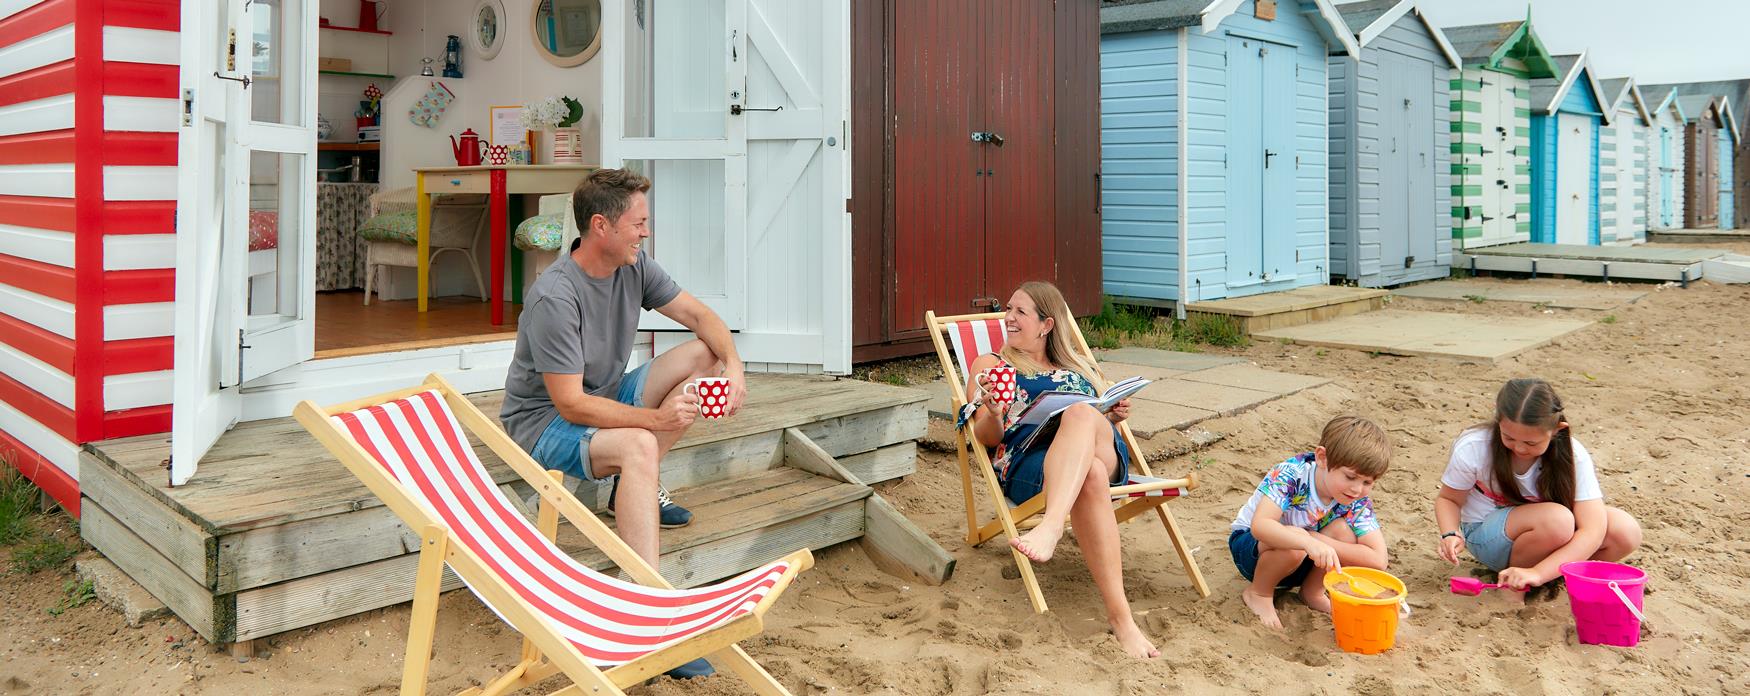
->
[962, 281, 1152, 657]
[1434, 378, 1642, 590]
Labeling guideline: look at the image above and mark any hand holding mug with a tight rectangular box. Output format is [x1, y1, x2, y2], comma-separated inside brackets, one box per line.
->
[685, 377, 734, 420]
[978, 365, 1018, 407]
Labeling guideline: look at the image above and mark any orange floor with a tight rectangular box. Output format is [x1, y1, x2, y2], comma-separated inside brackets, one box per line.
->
[314, 291, 521, 358]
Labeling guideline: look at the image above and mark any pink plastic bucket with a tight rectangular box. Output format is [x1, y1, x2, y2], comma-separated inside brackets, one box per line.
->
[1560, 561, 1646, 647]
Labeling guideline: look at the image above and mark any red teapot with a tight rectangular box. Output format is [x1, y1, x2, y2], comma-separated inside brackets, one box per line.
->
[450, 128, 486, 166]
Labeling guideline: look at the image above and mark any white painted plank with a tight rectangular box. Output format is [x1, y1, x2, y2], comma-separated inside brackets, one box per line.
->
[0, 337, 73, 405]
[0, 0, 47, 23]
[104, 166, 178, 201]
[102, 233, 176, 271]
[0, 391, 77, 477]
[103, 302, 174, 341]
[101, 26, 178, 65]
[0, 282, 73, 337]
[103, 96, 179, 133]
[0, 24, 71, 79]
[0, 93, 73, 137]
[0, 164, 72, 197]
[0, 223, 74, 267]
[104, 369, 173, 410]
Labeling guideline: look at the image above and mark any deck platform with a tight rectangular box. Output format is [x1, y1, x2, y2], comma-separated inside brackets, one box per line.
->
[1454, 243, 1728, 284]
[1185, 285, 1389, 333]
[79, 374, 936, 644]
[1646, 228, 1750, 244]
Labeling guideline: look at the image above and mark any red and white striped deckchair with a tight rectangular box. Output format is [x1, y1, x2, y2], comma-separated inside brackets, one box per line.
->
[924, 310, 1209, 612]
[293, 374, 811, 696]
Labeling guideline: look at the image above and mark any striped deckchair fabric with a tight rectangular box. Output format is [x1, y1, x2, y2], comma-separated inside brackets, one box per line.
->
[295, 375, 810, 696]
[924, 310, 1209, 612]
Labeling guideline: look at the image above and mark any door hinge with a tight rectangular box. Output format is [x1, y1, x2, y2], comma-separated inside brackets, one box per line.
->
[1404, 255, 1416, 269]
[844, 198, 852, 213]
[237, 329, 250, 387]
[182, 88, 194, 126]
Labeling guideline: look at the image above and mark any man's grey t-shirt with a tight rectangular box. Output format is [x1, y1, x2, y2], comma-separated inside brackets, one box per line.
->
[501, 250, 681, 451]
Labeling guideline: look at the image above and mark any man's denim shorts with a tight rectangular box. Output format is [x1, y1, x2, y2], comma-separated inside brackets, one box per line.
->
[527, 361, 653, 481]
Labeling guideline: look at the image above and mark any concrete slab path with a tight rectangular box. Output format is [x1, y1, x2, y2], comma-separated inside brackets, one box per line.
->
[1391, 279, 1647, 310]
[1254, 309, 1591, 363]
[915, 347, 1327, 437]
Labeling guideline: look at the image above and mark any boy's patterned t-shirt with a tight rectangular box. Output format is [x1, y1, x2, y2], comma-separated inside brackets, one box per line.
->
[1229, 452, 1380, 537]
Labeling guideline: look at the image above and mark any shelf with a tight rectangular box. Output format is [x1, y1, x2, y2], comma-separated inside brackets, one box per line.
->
[319, 24, 393, 36]
[319, 70, 395, 79]
[317, 142, 380, 152]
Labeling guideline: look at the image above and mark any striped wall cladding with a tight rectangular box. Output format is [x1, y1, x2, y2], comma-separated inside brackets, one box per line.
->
[1450, 67, 1533, 249]
[0, 0, 179, 513]
[1600, 116, 1648, 242]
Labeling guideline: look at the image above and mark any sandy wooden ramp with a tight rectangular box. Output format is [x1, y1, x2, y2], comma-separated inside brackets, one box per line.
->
[1254, 310, 1591, 363]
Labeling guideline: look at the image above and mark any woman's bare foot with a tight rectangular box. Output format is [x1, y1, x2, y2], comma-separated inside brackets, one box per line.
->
[1242, 588, 1282, 629]
[1010, 524, 1065, 563]
[1111, 617, 1160, 659]
[1299, 582, 1332, 614]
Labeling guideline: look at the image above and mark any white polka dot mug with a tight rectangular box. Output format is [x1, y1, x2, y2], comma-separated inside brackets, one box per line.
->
[684, 377, 733, 420]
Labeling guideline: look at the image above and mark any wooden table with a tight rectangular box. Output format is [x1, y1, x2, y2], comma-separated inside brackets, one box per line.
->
[413, 164, 596, 324]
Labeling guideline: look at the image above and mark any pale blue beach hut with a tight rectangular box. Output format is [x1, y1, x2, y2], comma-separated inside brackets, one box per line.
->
[1100, 0, 1356, 309]
[1528, 52, 1611, 245]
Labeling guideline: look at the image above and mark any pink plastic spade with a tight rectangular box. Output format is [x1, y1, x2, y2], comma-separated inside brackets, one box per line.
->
[1449, 577, 1526, 596]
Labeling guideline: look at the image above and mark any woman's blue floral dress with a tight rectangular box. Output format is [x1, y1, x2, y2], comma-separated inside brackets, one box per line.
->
[961, 357, 1131, 503]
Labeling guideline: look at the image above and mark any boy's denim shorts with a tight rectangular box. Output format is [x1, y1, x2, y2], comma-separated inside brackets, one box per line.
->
[1228, 528, 1314, 588]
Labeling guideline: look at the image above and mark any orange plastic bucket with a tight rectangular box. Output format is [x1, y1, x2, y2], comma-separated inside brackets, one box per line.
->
[1323, 567, 1408, 654]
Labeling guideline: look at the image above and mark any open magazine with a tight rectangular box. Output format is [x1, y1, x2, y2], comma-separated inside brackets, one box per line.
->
[1009, 376, 1151, 455]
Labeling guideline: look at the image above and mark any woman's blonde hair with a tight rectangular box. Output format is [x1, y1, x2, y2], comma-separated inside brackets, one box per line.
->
[998, 281, 1101, 387]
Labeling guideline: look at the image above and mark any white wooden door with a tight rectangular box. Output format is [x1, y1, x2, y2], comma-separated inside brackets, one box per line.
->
[169, 0, 316, 485]
[1480, 76, 1513, 244]
[1556, 113, 1591, 245]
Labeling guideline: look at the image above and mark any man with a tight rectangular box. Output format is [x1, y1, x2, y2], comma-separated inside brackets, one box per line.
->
[501, 167, 748, 568]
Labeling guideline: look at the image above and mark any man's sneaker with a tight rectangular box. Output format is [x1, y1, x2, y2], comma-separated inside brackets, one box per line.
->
[604, 477, 694, 529]
[664, 657, 714, 679]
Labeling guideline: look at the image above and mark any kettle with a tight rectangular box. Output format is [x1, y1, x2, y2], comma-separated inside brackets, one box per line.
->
[450, 128, 486, 166]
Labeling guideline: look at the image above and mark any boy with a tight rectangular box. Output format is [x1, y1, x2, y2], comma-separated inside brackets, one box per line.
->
[1229, 415, 1391, 629]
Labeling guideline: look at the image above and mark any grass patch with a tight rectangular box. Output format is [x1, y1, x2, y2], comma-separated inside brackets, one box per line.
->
[1599, 314, 1617, 324]
[0, 466, 40, 546]
[11, 536, 78, 575]
[48, 578, 96, 616]
[1080, 298, 1250, 351]
[1463, 294, 1488, 304]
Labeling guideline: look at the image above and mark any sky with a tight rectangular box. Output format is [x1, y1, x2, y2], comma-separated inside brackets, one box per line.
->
[1345, 0, 1750, 84]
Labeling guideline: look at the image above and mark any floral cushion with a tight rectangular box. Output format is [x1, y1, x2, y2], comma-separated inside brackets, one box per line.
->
[356, 210, 420, 245]
[248, 210, 278, 251]
[514, 213, 565, 252]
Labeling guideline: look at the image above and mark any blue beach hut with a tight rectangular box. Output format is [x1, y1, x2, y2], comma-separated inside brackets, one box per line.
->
[1528, 52, 1612, 245]
[1643, 87, 1688, 230]
[1100, 0, 1357, 310]
[1714, 97, 1739, 230]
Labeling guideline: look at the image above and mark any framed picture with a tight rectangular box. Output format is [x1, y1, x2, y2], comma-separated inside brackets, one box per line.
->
[489, 105, 534, 162]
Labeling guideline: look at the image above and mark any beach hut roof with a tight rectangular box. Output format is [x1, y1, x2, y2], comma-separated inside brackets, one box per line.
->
[1642, 79, 1750, 133]
[1599, 77, 1654, 124]
[1331, 0, 1459, 67]
[1674, 94, 1721, 124]
[1530, 51, 1611, 123]
[1101, 0, 1359, 56]
[1442, 18, 1559, 78]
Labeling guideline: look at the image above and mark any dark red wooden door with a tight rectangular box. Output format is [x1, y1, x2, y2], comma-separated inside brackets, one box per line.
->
[983, 0, 1057, 299]
[1688, 117, 1718, 228]
[892, 0, 986, 334]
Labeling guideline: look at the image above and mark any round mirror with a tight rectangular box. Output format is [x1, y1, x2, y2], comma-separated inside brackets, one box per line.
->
[469, 0, 505, 61]
[532, 0, 602, 68]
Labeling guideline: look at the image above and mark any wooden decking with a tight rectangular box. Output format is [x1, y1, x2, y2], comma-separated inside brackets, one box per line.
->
[1185, 286, 1389, 333]
[1455, 242, 1729, 284]
[79, 374, 936, 644]
[1647, 228, 1750, 244]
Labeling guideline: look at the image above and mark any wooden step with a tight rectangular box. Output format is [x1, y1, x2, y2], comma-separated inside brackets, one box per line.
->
[1185, 285, 1388, 334]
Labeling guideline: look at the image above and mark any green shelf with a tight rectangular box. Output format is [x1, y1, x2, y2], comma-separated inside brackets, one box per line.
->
[320, 70, 395, 79]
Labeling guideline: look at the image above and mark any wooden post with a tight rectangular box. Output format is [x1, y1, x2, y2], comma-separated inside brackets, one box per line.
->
[400, 525, 449, 696]
[861, 494, 955, 585]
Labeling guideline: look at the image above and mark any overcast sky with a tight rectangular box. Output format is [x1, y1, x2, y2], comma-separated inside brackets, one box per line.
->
[1345, 0, 1750, 84]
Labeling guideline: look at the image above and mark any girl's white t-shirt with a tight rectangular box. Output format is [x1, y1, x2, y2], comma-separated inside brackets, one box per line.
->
[1441, 427, 1604, 525]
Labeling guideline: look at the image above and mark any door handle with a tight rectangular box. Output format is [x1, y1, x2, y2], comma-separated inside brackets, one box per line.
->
[971, 131, 1005, 147]
[729, 104, 782, 115]
[970, 296, 1000, 311]
[1264, 150, 1278, 167]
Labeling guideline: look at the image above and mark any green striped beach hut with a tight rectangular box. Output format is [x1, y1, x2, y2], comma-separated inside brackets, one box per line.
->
[1443, 17, 1559, 249]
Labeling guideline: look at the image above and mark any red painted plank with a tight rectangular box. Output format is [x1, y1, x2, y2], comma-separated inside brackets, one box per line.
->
[103, 268, 173, 304]
[102, 336, 171, 375]
[101, 61, 177, 99]
[73, 0, 105, 442]
[103, 0, 178, 32]
[0, 431, 79, 516]
[0, 195, 75, 231]
[0, 60, 74, 110]
[101, 131, 176, 166]
[0, 130, 75, 166]
[101, 200, 175, 234]
[0, 371, 75, 440]
[0, 252, 75, 302]
[0, 0, 72, 51]
[0, 312, 74, 373]
[102, 404, 171, 440]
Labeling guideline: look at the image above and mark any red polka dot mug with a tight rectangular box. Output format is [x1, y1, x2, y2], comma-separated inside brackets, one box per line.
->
[684, 377, 733, 420]
[979, 365, 1017, 406]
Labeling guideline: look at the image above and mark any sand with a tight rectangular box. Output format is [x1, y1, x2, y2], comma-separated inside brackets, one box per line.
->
[4, 245, 1749, 695]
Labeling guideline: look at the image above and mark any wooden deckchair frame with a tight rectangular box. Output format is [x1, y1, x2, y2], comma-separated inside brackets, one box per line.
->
[293, 373, 813, 696]
[924, 311, 1210, 612]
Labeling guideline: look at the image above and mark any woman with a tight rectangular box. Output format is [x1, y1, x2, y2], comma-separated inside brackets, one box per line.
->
[962, 281, 1154, 658]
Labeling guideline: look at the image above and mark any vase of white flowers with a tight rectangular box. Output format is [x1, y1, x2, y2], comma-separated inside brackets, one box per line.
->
[522, 96, 585, 164]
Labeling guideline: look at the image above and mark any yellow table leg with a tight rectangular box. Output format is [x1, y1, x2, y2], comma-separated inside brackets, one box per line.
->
[416, 173, 431, 312]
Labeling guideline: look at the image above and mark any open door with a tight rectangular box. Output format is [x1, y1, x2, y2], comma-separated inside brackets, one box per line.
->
[170, 0, 316, 485]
